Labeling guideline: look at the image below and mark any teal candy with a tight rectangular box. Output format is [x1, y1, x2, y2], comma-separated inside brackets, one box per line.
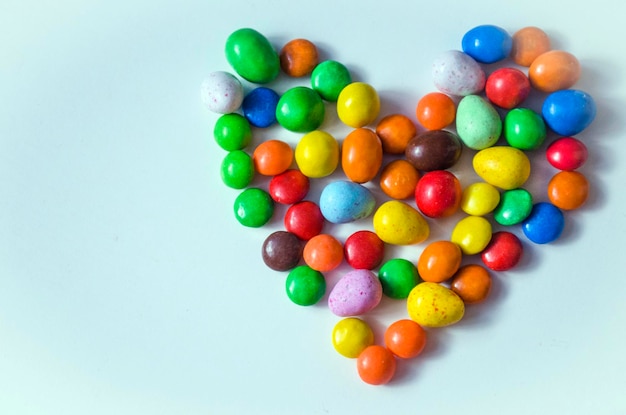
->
[493, 188, 533, 226]
[504, 108, 546, 150]
[275, 86, 325, 132]
[221, 150, 254, 189]
[311, 60, 352, 101]
[213, 113, 252, 151]
[225, 28, 279, 84]
[233, 188, 274, 227]
[456, 95, 502, 150]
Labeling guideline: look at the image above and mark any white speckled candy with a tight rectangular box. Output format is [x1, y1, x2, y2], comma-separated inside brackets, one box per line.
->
[328, 270, 382, 317]
[201, 71, 244, 114]
[432, 50, 486, 96]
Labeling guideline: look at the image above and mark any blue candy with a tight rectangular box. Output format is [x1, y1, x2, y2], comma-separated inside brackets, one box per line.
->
[319, 181, 375, 224]
[542, 89, 596, 136]
[462, 25, 512, 64]
[522, 202, 565, 244]
[242, 87, 280, 128]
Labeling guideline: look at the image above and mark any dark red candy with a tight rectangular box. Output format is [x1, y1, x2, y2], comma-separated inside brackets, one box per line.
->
[546, 136, 588, 171]
[414, 170, 462, 218]
[481, 231, 523, 271]
[269, 169, 310, 204]
[404, 130, 462, 172]
[344, 230, 385, 270]
[262, 231, 304, 271]
[485, 67, 531, 109]
[284, 201, 325, 241]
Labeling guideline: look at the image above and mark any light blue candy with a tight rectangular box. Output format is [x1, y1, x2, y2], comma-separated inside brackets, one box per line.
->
[462, 24, 512, 64]
[319, 181, 375, 224]
[522, 202, 564, 244]
[542, 89, 596, 136]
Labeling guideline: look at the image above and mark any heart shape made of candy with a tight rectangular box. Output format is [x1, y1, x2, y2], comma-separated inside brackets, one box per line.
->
[202, 24, 596, 385]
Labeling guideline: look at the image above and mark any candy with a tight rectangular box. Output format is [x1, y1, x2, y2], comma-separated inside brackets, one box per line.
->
[373, 201, 430, 245]
[473, 146, 531, 190]
[303, 234, 344, 272]
[481, 231, 523, 271]
[415, 92, 456, 130]
[284, 201, 324, 241]
[225, 28, 279, 84]
[341, 127, 383, 183]
[461, 24, 512, 64]
[547, 171, 589, 210]
[375, 114, 417, 154]
[220, 150, 254, 189]
[233, 188, 274, 227]
[542, 89, 597, 136]
[295, 130, 340, 178]
[503, 108, 546, 150]
[450, 215, 492, 255]
[450, 264, 492, 304]
[493, 188, 533, 225]
[213, 113, 252, 151]
[407, 282, 465, 327]
[262, 231, 304, 271]
[377, 258, 420, 299]
[414, 170, 462, 218]
[344, 230, 385, 270]
[328, 269, 383, 317]
[319, 180, 376, 224]
[522, 202, 565, 244]
[510, 26, 551, 67]
[356, 345, 396, 385]
[417, 240, 463, 283]
[384, 319, 427, 359]
[252, 139, 293, 176]
[332, 317, 375, 358]
[460, 182, 501, 216]
[285, 265, 326, 306]
[242, 87, 280, 128]
[279, 38, 318, 77]
[529, 50, 580, 92]
[485, 67, 531, 109]
[201, 71, 245, 114]
[379, 160, 420, 200]
[404, 130, 462, 172]
[268, 169, 310, 204]
[337, 82, 380, 127]
[546, 136, 588, 170]
[456, 95, 502, 150]
[276, 86, 325, 132]
[310, 60, 352, 101]
[432, 50, 485, 96]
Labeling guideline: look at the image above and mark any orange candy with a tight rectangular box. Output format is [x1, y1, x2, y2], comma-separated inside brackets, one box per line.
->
[384, 319, 427, 359]
[303, 234, 343, 272]
[529, 50, 581, 92]
[417, 240, 462, 283]
[356, 345, 396, 385]
[375, 113, 417, 154]
[279, 38, 319, 77]
[253, 139, 294, 176]
[510, 26, 551, 67]
[450, 264, 492, 304]
[416, 92, 456, 130]
[341, 127, 383, 183]
[379, 159, 420, 200]
[547, 170, 589, 210]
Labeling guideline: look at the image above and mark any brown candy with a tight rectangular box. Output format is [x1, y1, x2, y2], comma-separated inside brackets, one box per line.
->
[262, 231, 304, 271]
[404, 130, 463, 172]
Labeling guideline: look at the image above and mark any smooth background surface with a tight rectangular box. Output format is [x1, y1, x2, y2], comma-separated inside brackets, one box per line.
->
[2, 0, 625, 414]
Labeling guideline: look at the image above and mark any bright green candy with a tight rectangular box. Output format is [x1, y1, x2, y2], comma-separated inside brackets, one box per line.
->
[213, 113, 252, 151]
[285, 265, 326, 306]
[225, 28, 279, 84]
[221, 150, 254, 189]
[504, 108, 547, 150]
[456, 95, 502, 150]
[493, 188, 533, 225]
[233, 188, 274, 227]
[275, 86, 325, 132]
[311, 60, 352, 101]
[378, 258, 421, 299]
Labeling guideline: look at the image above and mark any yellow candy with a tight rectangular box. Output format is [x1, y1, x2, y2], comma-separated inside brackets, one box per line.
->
[461, 182, 501, 216]
[451, 216, 492, 255]
[336, 82, 380, 128]
[373, 200, 430, 245]
[407, 282, 465, 328]
[332, 317, 374, 358]
[473, 146, 531, 190]
[295, 130, 339, 178]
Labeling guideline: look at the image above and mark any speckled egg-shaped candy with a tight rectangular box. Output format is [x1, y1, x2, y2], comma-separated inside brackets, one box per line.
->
[432, 50, 486, 96]
[473, 146, 531, 190]
[201, 71, 244, 114]
[319, 181, 376, 224]
[456, 95, 502, 150]
[373, 201, 430, 245]
[407, 282, 465, 328]
[328, 270, 383, 317]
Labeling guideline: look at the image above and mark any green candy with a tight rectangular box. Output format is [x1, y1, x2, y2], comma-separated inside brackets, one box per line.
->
[311, 60, 352, 101]
[378, 258, 421, 299]
[213, 113, 252, 151]
[456, 95, 502, 150]
[275, 86, 325, 132]
[221, 150, 254, 189]
[225, 28, 279, 84]
[285, 265, 326, 306]
[233, 188, 274, 227]
[504, 108, 547, 150]
[493, 188, 533, 226]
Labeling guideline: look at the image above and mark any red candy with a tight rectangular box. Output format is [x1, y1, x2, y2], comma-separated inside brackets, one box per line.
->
[485, 67, 531, 109]
[284, 201, 325, 241]
[269, 169, 310, 204]
[344, 230, 385, 270]
[481, 231, 523, 271]
[415, 170, 462, 218]
[546, 136, 588, 171]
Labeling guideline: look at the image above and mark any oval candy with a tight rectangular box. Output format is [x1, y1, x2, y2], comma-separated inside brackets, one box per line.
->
[319, 181, 376, 224]
[342, 127, 383, 183]
[328, 270, 383, 317]
[542, 89, 596, 136]
[473, 146, 531, 190]
[225, 28, 280, 84]
[405, 130, 462, 171]
[432, 50, 485, 96]
[407, 282, 465, 328]
[373, 201, 430, 245]
[456, 95, 502, 150]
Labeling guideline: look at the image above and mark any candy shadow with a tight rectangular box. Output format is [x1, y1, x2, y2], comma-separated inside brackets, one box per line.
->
[387, 329, 449, 386]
